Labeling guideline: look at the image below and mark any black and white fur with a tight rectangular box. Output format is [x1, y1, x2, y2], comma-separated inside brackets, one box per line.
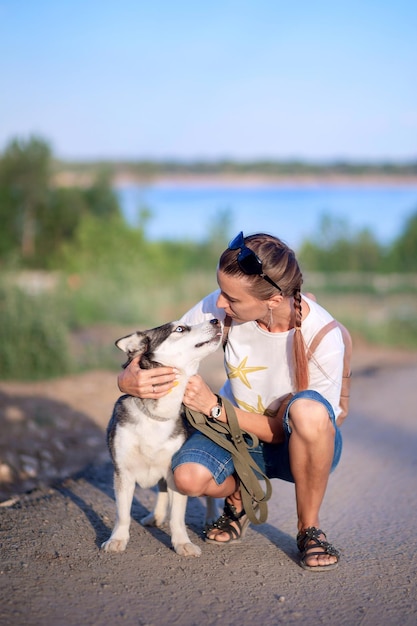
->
[101, 318, 222, 557]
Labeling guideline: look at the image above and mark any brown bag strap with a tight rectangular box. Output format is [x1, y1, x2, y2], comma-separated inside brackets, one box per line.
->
[184, 399, 272, 524]
[337, 322, 353, 379]
[308, 319, 352, 378]
[307, 320, 338, 358]
[307, 319, 353, 425]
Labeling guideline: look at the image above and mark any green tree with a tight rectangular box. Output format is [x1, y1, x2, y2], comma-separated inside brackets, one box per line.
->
[36, 187, 89, 267]
[81, 167, 121, 219]
[352, 229, 383, 272]
[0, 136, 51, 261]
[387, 210, 417, 271]
[298, 213, 384, 272]
[0, 136, 123, 268]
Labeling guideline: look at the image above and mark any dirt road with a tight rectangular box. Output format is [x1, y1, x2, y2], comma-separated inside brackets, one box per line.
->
[1, 347, 417, 626]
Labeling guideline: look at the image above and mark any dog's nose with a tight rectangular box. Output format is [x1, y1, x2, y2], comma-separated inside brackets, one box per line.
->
[210, 318, 219, 326]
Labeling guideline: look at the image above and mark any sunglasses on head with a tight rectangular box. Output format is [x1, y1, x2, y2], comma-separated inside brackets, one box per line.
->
[228, 232, 282, 293]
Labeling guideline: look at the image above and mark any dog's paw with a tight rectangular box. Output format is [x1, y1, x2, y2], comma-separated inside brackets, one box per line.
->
[101, 537, 128, 553]
[174, 542, 202, 557]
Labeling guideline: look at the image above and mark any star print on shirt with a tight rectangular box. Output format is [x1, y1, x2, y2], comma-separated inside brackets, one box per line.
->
[236, 395, 266, 414]
[226, 356, 268, 388]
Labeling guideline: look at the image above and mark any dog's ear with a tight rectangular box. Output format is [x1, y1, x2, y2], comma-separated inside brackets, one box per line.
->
[115, 332, 149, 362]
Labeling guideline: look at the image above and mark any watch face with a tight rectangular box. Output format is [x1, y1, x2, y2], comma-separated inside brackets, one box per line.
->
[211, 406, 222, 418]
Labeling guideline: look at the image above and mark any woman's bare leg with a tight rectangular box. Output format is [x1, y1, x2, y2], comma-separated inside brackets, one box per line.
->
[288, 398, 338, 568]
[174, 464, 242, 542]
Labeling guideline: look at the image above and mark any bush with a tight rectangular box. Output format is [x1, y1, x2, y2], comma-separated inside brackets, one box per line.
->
[0, 283, 73, 380]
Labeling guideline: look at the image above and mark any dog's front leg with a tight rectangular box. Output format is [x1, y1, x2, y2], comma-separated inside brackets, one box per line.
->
[101, 471, 135, 553]
[166, 475, 201, 557]
[141, 478, 169, 528]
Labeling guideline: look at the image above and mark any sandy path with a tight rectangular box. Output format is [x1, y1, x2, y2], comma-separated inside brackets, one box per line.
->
[1, 347, 417, 625]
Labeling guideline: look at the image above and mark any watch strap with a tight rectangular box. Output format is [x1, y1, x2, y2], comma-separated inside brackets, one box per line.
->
[209, 394, 223, 419]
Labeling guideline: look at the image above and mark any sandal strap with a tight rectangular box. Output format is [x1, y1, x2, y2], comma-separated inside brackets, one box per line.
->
[204, 499, 246, 536]
[297, 526, 340, 557]
[206, 518, 241, 541]
[223, 500, 246, 521]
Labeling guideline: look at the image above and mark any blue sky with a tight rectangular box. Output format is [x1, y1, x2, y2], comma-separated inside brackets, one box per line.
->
[1, 0, 416, 161]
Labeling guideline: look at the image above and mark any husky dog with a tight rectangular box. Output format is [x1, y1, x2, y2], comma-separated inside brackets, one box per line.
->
[101, 318, 223, 557]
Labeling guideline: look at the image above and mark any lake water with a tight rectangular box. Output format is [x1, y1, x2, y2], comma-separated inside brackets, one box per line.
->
[115, 183, 417, 250]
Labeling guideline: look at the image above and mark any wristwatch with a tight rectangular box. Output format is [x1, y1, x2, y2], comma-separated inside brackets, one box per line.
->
[209, 394, 223, 419]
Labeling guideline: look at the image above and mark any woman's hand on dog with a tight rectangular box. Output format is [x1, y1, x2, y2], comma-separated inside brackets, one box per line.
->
[117, 356, 179, 398]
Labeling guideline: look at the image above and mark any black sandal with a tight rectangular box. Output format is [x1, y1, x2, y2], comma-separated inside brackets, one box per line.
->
[204, 499, 252, 545]
[297, 527, 340, 571]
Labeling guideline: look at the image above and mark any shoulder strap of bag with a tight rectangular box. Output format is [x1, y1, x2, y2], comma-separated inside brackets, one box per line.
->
[307, 319, 351, 377]
[184, 398, 272, 524]
[307, 319, 353, 425]
[307, 319, 338, 357]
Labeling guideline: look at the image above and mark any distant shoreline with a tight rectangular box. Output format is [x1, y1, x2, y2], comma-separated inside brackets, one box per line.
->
[114, 173, 417, 188]
[54, 171, 417, 189]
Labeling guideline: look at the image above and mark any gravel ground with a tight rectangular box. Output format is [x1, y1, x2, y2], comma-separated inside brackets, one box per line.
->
[1, 345, 417, 626]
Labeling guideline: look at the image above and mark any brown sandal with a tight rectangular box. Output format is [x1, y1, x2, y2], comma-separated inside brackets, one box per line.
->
[297, 527, 340, 571]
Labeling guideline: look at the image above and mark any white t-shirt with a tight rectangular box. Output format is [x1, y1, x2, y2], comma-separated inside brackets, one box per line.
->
[181, 291, 345, 421]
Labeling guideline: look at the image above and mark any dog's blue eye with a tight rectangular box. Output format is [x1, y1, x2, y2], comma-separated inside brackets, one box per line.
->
[174, 325, 186, 333]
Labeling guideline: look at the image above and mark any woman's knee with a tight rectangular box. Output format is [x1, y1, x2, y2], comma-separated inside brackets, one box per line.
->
[288, 398, 335, 436]
[173, 462, 213, 497]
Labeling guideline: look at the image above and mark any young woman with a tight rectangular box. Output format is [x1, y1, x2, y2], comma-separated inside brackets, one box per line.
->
[118, 232, 344, 571]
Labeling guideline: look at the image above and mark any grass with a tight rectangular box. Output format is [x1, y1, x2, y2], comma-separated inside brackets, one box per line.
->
[307, 291, 417, 349]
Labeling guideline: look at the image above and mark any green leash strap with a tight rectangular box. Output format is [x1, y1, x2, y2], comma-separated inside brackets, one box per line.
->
[184, 397, 272, 524]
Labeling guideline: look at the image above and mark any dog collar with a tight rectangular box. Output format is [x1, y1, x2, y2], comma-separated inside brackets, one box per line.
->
[132, 397, 172, 421]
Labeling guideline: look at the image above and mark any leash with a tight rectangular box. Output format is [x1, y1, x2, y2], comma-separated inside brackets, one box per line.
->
[184, 397, 272, 524]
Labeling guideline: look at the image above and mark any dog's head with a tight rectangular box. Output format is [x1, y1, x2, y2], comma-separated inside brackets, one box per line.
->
[116, 318, 223, 373]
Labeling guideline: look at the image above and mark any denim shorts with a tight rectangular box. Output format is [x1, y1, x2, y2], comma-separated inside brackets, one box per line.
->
[172, 390, 343, 485]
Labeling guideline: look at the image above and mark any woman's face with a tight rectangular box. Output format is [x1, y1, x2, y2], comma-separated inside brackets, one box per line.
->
[216, 269, 267, 322]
